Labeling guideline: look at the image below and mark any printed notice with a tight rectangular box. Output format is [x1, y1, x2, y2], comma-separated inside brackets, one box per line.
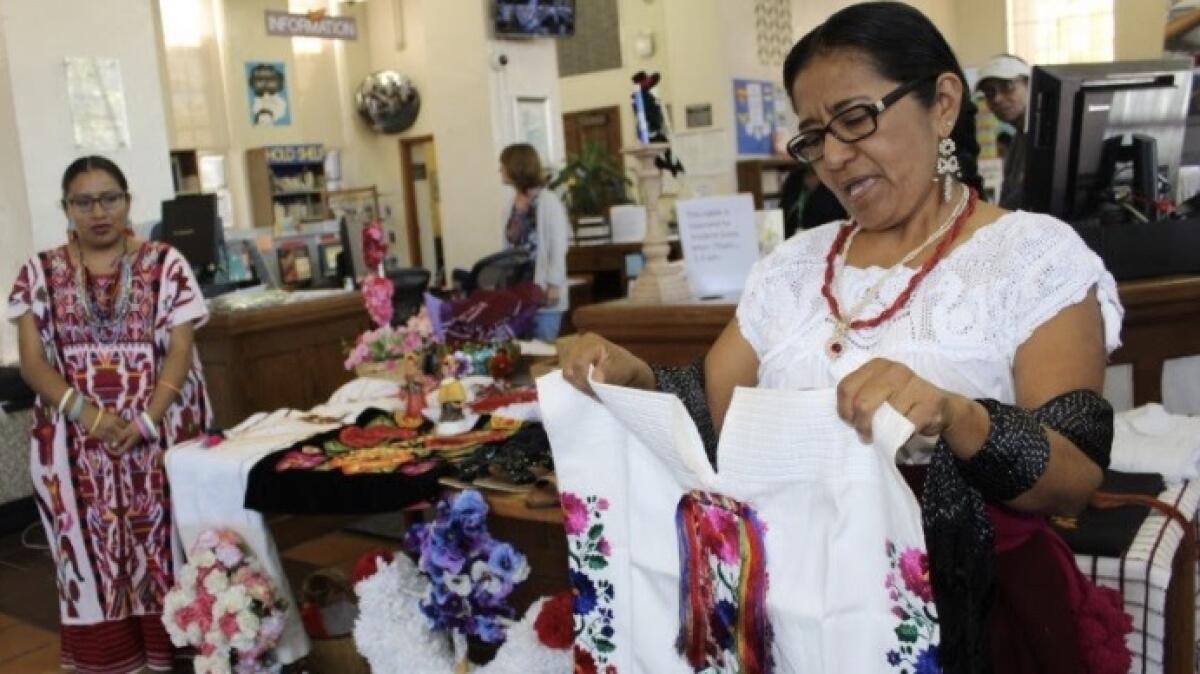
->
[675, 194, 760, 297]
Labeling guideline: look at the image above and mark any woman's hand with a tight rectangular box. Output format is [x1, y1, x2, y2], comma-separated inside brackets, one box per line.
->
[560, 333, 655, 396]
[836, 358, 971, 442]
[112, 420, 149, 456]
[544, 284, 561, 307]
[84, 406, 129, 447]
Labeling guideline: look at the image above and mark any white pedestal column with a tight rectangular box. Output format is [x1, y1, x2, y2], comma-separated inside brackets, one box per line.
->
[622, 143, 690, 304]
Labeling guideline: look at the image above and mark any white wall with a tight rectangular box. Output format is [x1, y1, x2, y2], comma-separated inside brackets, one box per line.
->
[0, 19, 33, 364]
[356, 0, 565, 274]
[0, 0, 175, 253]
[489, 37, 567, 168]
[0, 0, 174, 364]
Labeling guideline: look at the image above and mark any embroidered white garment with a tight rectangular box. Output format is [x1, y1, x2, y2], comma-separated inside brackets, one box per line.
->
[540, 370, 939, 673]
[738, 211, 1124, 405]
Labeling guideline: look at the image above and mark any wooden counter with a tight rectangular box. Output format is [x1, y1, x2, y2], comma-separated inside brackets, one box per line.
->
[196, 291, 368, 427]
[574, 275, 1200, 406]
[567, 240, 682, 304]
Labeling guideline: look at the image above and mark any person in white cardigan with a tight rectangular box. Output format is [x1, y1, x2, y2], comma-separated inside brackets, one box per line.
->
[499, 143, 570, 341]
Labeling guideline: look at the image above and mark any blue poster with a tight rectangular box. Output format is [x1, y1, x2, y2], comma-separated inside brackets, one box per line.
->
[245, 61, 292, 127]
[733, 78, 780, 156]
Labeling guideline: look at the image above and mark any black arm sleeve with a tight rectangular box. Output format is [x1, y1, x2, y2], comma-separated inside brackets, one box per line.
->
[954, 390, 1114, 501]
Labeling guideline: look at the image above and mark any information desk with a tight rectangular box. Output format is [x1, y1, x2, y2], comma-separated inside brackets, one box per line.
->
[573, 275, 1200, 407]
[196, 290, 368, 427]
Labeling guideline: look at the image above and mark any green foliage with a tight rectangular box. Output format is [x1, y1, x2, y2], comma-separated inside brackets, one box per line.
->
[549, 142, 633, 220]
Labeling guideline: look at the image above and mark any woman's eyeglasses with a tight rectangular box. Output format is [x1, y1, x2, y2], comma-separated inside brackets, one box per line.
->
[65, 192, 127, 213]
[786, 76, 936, 164]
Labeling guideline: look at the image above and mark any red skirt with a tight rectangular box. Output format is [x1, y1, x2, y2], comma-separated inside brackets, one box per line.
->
[899, 465, 1132, 674]
[60, 615, 174, 674]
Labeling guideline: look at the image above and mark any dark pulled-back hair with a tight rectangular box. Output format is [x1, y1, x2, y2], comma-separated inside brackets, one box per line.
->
[782, 1, 982, 193]
[61, 155, 129, 202]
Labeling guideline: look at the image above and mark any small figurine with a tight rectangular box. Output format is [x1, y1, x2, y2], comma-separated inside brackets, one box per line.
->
[631, 70, 684, 176]
[488, 346, 513, 380]
[396, 352, 427, 429]
[437, 353, 467, 423]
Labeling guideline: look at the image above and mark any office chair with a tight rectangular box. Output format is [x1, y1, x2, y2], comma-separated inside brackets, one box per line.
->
[386, 267, 432, 324]
[452, 249, 534, 295]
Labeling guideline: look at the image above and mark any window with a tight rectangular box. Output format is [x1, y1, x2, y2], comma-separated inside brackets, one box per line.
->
[1007, 0, 1114, 65]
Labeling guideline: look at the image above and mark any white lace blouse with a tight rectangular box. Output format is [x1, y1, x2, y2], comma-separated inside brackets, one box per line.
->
[736, 211, 1124, 405]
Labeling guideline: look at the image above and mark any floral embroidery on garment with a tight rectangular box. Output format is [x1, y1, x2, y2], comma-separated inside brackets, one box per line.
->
[675, 491, 772, 674]
[885, 540, 941, 673]
[562, 492, 617, 673]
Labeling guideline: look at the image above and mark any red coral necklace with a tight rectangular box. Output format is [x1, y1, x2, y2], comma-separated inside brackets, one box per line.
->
[821, 185, 978, 359]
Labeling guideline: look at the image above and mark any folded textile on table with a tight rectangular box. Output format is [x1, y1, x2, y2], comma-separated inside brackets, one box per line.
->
[539, 370, 935, 673]
[1110, 404, 1200, 483]
[167, 398, 405, 664]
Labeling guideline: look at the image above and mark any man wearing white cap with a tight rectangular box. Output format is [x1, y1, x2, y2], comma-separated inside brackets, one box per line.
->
[977, 54, 1032, 209]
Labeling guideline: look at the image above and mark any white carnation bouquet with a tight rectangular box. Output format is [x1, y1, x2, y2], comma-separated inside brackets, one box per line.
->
[162, 529, 288, 674]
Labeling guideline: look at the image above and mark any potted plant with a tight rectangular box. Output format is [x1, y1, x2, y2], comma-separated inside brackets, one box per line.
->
[548, 142, 633, 225]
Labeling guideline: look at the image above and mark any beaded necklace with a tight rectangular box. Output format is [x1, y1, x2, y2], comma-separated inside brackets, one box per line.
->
[820, 185, 978, 359]
[74, 237, 133, 345]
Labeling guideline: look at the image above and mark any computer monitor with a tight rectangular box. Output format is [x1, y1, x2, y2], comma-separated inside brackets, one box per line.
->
[1023, 59, 1192, 220]
[161, 194, 221, 277]
[223, 240, 258, 285]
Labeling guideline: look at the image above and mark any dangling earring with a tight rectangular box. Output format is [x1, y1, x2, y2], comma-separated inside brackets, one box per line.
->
[936, 137, 961, 203]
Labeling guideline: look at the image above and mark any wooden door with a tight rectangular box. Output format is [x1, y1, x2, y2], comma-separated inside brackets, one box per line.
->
[400, 136, 449, 285]
[563, 105, 622, 163]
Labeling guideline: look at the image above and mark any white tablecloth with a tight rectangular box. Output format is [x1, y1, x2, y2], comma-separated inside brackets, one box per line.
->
[166, 383, 403, 663]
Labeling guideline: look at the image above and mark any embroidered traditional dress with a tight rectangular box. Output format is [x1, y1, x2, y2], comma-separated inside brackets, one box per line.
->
[7, 241, 212, 674]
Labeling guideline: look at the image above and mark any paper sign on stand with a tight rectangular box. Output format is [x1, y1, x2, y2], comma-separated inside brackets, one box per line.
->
[675, 194, 760, 297]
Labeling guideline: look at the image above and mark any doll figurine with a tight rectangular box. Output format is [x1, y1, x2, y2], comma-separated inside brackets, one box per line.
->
[396, 352, 427, 429]
[437, 353, 467, 422]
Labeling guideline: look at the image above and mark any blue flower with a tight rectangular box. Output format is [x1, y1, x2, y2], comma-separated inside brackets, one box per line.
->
[488, 543, 528, 583]
[428, 542, 467, 575]
[469, 614, 507, 644]
[886, 650, 902, 666]
[914, 645, 940, 674]
[451, 489, 489, 532]
[570, 569, 597, 615]
[404, 523, 429, 554]
[600, 625, 614, 639]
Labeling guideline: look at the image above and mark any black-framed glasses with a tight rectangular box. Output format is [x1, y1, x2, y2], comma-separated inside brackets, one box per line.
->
[65, 191, 127, 213]
[786, 76, 936, 164]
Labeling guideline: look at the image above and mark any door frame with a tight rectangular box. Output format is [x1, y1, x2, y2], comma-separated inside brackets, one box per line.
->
[399, 135, 434, 267]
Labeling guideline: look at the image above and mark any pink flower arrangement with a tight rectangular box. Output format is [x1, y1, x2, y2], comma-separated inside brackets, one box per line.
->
[343, 307, 437, 371]
[162, 529, 288, 674]
[362, 273, 395, 328]
[362, 219, 388, 270]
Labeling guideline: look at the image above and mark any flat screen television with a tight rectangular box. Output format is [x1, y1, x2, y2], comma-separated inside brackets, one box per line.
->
[1023, 59, 1193, 220]
[494, 0, 575, 37]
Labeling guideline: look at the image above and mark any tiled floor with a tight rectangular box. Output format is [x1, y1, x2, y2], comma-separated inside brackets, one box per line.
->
[0, 515, 389, 674]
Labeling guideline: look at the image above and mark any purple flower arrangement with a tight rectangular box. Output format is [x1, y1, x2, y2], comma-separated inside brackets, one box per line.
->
[405, 490, 530, 646]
